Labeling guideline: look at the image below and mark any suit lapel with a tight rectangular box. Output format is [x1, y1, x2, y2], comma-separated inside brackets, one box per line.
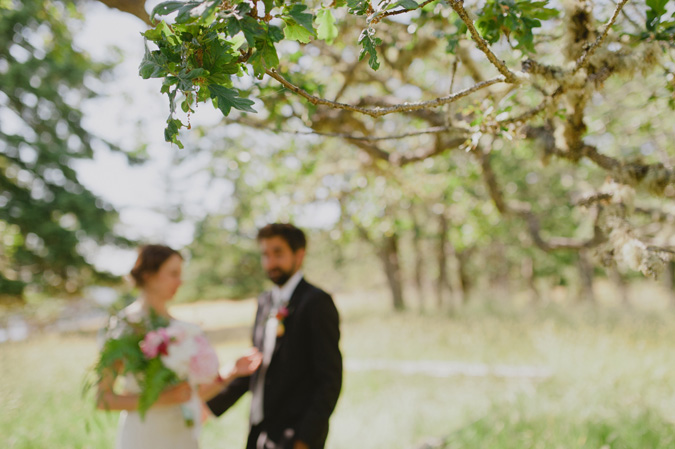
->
[270, 279, 308, 359]
[287, 278, 308, 310]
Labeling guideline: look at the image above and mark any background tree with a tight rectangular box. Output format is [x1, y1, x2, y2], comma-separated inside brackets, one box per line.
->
[66, 0, 675, 309]
[0, 0, 135, 300]
[133, 0, 675, 278]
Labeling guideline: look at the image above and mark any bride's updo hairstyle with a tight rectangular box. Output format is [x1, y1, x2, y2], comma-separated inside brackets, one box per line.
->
[130, 244, 182, 287]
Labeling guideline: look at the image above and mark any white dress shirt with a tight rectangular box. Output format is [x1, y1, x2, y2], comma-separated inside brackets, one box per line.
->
[250, 270, 304, 425]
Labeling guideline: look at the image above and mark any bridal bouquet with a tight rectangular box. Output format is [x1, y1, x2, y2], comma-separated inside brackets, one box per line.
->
[95, 312, 220, 425]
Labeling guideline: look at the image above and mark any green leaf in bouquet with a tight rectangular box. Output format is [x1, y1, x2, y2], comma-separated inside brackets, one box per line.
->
[96, 332, 145, 376]
[138, 358, 179, 419]
[147, 308, 171, 329]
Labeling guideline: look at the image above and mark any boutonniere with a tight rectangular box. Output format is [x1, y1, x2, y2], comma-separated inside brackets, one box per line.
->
[276, 306, 289, 337]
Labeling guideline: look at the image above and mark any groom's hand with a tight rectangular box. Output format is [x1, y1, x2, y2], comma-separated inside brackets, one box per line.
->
[233, 348, 262, 377]
[293, 440, 309, 449]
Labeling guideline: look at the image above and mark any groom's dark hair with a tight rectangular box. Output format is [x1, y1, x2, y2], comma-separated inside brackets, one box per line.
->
[257, 223, 307, 252]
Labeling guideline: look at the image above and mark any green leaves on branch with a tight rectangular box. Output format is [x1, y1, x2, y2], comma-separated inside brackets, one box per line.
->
[141, 0, 346, 146]
[316, 9, 338, 44]
[284, 4, 315, 34]
[645, 0, 675, 41]
[142, 2, 260, 146]
[144, 0, 487, 145]
[282, 4, 316, 44]
[208, 85, 256, 115]
[248, 25, 284, 77]
[358, 27, 382, 70]
[347, 0, 370, 16]
[446, 18, 468, 54]
[476, 0, 558, 53]
[150, 0, 219, 24]
[391, 0, 418, 10]
[164, 118, 184, 148]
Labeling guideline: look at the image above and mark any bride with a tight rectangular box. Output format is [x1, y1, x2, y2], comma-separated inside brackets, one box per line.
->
[96, 244, 262, 449]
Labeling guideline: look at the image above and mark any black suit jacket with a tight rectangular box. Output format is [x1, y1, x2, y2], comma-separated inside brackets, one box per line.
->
[207, 279, 343, 449]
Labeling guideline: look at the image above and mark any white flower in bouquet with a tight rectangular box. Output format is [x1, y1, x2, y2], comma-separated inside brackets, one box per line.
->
[159, 321, 220, 385]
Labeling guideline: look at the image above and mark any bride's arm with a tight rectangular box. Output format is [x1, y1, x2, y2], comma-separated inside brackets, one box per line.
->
[197, 373, 234, 402]
[96, 362, 192, 411]
[198, 349, 262, 402]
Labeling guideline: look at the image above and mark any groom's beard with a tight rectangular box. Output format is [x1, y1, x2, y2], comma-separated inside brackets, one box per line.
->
[267, 265, 296, 286]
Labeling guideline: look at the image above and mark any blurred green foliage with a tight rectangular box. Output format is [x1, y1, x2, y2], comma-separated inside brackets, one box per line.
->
[0, 0, 131, 300]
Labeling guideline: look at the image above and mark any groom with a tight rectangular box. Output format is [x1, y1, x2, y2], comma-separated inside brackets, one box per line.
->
[208, 223, 343, 449]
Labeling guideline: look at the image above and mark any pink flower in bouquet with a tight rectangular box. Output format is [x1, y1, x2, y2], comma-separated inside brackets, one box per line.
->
[140, 328, 170, 358]
[188, 335, 220, 384]
[159, 322, 219, 384]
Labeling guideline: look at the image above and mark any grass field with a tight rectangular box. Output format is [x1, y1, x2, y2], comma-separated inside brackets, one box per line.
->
[3, 286, 675, 448]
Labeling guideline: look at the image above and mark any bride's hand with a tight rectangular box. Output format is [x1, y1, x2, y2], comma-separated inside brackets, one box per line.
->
[156, 382, 192, 406]
[232, 348, 262, 377]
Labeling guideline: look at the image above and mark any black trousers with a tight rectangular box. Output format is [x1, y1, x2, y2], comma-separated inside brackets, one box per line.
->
[246, 423, 263, 449]
[246, 423, 298, 449]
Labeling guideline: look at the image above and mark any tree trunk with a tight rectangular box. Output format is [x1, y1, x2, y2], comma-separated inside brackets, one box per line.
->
[411, 207, 426, 312]
[379, 233, 405, 311]
[521, 256, 540, 303]
[663, 261, 675, 307]
[436, 212, 451, 310]
[455, 248, 472, 302]
[488, 242, 511, 300]
[608, 264, 630, 307]
[577, 250, 595, 303]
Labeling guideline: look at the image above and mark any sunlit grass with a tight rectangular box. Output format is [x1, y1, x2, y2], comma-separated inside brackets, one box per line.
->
[3, 288, 675, 448]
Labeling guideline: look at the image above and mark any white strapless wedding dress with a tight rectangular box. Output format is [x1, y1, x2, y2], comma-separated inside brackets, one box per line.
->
[103, 304, 204, 449]
[115, 373, 202, 449]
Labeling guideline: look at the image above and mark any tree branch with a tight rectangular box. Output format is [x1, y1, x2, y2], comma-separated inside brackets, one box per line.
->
[265, 69, 505, 117]
[347, 132, 467, 166]
[497, 87, 564, 126]
[572, 0, 630, 75]
[635, 207, 675, 223]
[397, 134, 468, 166]
[370, 0, 437, 25]
[95, 0, 151, 24]
[224, 116, 468, 167]
[226, 118, 468, 142]
[474, 144, 605, 252]
[524, 127, 675, 197]
[306, 126, 469, 142]
[447, 0, 519, 83]
[574, 193, 613, 207]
